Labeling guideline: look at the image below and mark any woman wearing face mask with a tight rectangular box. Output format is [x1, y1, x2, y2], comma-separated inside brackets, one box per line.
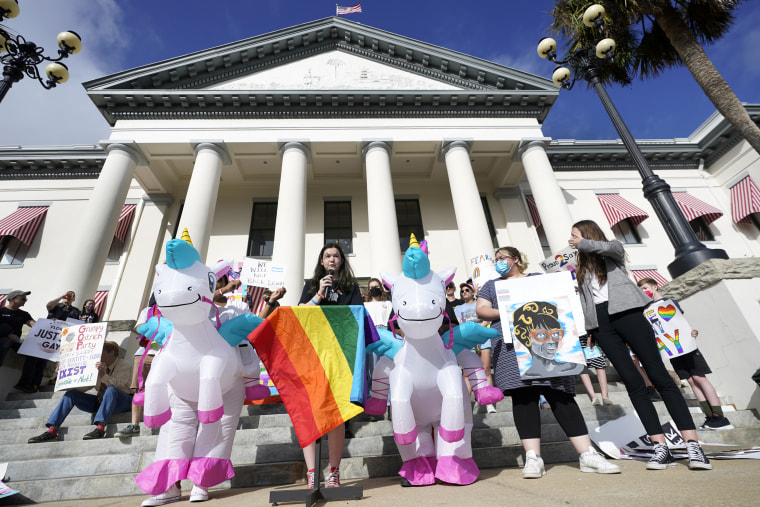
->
[79, 299, 100, 323]
[476, 246, 619, 478]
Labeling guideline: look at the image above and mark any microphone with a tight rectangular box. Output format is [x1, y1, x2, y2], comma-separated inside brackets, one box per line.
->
[325, 269, 335, 301]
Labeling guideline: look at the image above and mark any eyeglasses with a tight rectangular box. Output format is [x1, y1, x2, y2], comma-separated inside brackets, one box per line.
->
[530, 328, 564, 342]
[495, 255, 511, 262]
[461, 288, 472, 293]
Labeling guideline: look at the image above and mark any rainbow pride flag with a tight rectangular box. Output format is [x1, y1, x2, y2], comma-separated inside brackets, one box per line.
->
[248, 305, 379, 447]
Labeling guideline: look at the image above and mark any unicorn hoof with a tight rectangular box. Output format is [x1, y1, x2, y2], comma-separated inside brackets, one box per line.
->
[364, 397, 388, 416]
[198, 406, 224, 424]
[435, 455, 479, 485]
[398, 456, 437, 486]
[473, 386, 504, 406]
[144, 408, 172, 428]
[245, 384, 271, 401]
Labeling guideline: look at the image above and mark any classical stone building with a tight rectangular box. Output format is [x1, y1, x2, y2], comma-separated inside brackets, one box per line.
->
[2, 17, 759, 406]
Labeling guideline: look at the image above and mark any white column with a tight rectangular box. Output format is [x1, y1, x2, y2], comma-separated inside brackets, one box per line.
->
[175, 142, 229, 262]
[441, 141, 494, 268]
[363, 141, 401, 276]
[520, 139, 573, 253]
[56, 142, 146, 302]
[271, 142, 310, 306]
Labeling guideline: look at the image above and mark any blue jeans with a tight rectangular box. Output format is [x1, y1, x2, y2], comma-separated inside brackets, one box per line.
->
[46, 386, 132, 428]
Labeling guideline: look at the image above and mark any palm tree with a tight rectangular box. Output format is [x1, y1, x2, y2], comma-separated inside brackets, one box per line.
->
[548, 0, 760, 155]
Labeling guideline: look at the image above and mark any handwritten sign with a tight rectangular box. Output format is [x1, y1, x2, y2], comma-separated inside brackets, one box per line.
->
[642, 298, 697, 360]
[54, 322, 108, 392]
[241, 258, 285, 288]
[539, 246, 578, 276]
[16, 318, 69, 361]
[469, 252, 499, 287]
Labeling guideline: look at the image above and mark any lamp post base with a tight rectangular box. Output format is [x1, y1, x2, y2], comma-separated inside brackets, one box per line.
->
[668, 247, 729, 279]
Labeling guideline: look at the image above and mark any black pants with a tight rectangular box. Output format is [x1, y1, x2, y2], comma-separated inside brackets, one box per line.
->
[594, 302, 695, 435]
[511, 386, 588, 440]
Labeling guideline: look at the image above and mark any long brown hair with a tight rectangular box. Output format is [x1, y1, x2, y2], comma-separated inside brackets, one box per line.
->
[573, 220, 610, 286]
[364, 277, 387, 302]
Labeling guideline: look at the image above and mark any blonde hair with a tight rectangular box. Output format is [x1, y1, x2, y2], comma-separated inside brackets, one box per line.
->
[495, 246, 528, 273]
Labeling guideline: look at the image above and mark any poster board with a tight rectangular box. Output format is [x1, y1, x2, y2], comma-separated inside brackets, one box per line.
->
[494, 272, 586, 379]
[589, 412, 685, 459]
[54, 322, 108, 391]
[241, 258, 286, 288]
[468, 252, 499, 287]
[16, 318, 69, 361]
[642, 298, 697, 360]
[539, 246, 578, 276]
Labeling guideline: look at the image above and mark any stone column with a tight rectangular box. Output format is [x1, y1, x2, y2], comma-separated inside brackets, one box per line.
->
[56, 142, 146, 302]
[441, 141, 494, 270]
[271, 142, 310, 306]
[175, 142, 230, 262]
[520, 139, 573, 253]
[363, 141, 402, 276]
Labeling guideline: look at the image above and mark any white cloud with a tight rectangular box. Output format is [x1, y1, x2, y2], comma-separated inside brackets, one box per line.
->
[487, 51, 547, 78]
[0, 0, 128, 147]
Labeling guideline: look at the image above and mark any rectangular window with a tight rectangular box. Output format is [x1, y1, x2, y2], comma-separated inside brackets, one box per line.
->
[480, 196, 498, 249]
[248, 202, 278, 257]
[611, 218, 642, 244]
[0, 236, 30, 265]
[106, 237, 125, 262]
[395, 198, 424, 252]
[690, 217, 715, 242]
[324, 201, 353, 254]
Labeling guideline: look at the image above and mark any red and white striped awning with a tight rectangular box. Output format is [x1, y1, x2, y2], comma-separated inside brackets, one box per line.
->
[93, 290, 108, 319]
[114, 204, 136, 242]
[672, 192, 723, 225]
[0, 206, 49, 245]
[730, 176, 760, 224]
[0, 294, 7, 307]
[525, 195, 542, 227]
[631, 269, 670, 287]
[596, 194, 649, 227]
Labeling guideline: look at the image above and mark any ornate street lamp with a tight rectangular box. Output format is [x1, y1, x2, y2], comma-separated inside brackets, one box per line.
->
[0, 0, 82, 104]
[537, 3, 727, 278]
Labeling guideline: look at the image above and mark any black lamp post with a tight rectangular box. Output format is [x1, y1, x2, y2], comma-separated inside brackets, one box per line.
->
[537, 3, 727, 278]
[0, 0, 82, 104]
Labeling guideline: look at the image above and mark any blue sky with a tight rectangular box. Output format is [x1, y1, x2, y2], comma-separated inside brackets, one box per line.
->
[2, 0, 759, 146]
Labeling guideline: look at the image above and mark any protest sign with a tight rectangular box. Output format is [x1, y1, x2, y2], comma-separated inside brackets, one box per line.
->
[589, 412, 684, 459]
[642, 298, 697, 360]
[539, 246, 578, 277]
[54, 322, 108, 392]
[16, 318, 68, 361]
[241, 258, 285, 288]
[468, 252, 499, 287]
[495, 271, 586, 379]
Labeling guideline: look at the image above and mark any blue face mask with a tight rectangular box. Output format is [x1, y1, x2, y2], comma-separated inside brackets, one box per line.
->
[495, 260, 512, 275]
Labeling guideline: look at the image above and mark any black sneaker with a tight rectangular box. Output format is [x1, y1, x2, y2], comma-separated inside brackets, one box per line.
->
[646, 442, 676, 470]
[28, 431, 58, 443]
[83, 428, 105, 440]
[698, 417, 713, 430]
[115, 424, 141, 438]
[686, 440, 712, 470]
[705, 416, 734, 430]
[14, 382, 39, 394]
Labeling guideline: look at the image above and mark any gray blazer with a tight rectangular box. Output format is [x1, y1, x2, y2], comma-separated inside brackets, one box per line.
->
[576, 238, 652, 331]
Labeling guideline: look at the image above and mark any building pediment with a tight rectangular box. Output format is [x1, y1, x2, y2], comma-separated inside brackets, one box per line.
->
[84, 17, 558, 125]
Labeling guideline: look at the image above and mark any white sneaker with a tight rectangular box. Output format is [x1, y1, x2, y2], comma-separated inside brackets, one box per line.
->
[486, 404, 497, 413]
[141, 484, 181, 506]
[591, 398, 602, 406]
[189, 485, 208, 502]
[522, 450, 546, 478]
[579, 448, 621, 474]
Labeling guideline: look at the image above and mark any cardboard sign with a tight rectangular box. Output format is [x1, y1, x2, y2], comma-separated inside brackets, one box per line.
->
[54, 322, 108, 391]
[589, 412, 684, 459]
[642, 298, 697, 360]
[241, 258, 286, 288]
[16, 318, 69, 361]
[495, 272, 586, 379]
[468, 252, 499, 287]
[539, 246, 578, 277]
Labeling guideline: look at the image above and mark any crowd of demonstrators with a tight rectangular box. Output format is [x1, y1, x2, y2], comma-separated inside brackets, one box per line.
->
[578, 334, 611, 407]
[0, 290, 36, 369]
[570, 220, 712, 471]
[637, 277, 732, 430]
[299, 242, 363, 489]
[28, 340, 132, 443]
[477, 246, 620, 478]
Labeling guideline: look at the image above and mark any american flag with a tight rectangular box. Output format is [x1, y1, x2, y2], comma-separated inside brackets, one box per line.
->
[336, 3, 362, 15]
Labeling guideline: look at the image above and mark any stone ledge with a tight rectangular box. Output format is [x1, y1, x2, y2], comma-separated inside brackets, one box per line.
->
[662, 257, 760, 300]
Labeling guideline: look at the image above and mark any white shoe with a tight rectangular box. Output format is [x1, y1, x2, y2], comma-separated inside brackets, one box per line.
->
[591, 398, 602, 406]
[579, 448, 621, 474]
[189, 485, 208, 502]
[522, 450, 546, 478]
[486, 404, 497, 413]
[141, 484, 181, 506]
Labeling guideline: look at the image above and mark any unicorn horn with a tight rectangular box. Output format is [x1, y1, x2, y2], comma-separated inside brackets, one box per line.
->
[180, 228, 194, 246]
[409, 233, 419, 249]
